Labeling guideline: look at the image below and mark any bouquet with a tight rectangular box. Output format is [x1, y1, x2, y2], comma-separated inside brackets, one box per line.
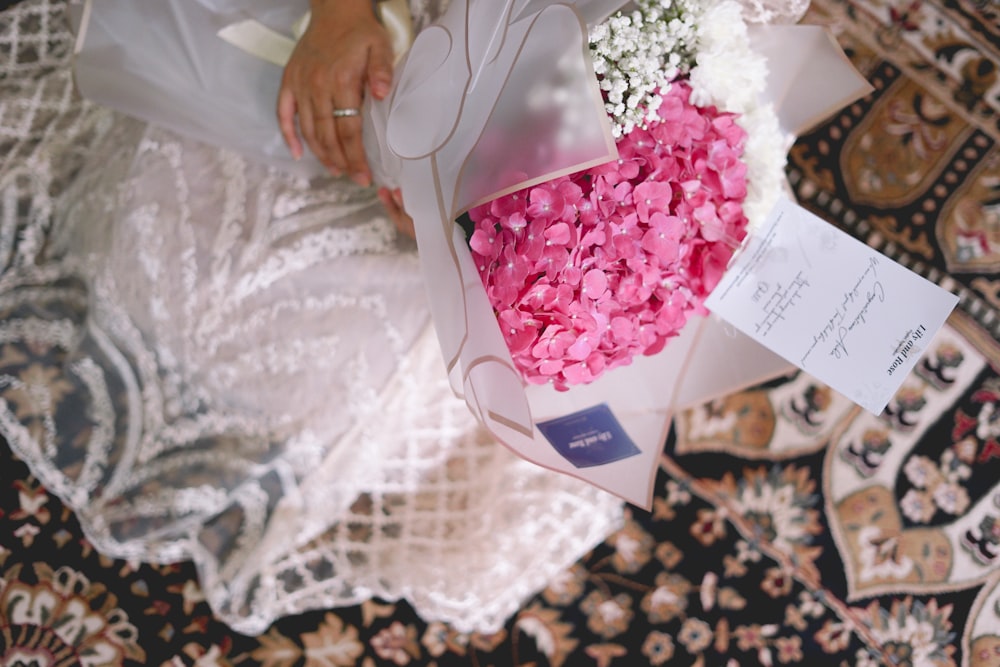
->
[466, 0, 787, 391]
[365, 0, 870, 507]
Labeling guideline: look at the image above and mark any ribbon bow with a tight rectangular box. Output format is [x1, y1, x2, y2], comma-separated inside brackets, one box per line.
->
[216, 0, 415, 67]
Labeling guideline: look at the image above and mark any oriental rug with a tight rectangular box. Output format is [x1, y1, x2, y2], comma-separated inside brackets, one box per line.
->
[1, 0, 998, 664]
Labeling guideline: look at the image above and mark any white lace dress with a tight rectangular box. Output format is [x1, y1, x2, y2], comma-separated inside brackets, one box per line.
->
[0, 0, 809, 636]
[0, 0, 626, 635]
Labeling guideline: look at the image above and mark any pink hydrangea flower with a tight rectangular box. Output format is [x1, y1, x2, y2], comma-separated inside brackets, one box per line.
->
[469, 80, 749, 390]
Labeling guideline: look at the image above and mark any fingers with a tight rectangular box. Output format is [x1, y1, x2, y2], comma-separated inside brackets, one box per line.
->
[367, 44, 394, 100]
[336, 114, 370, 186]
[331, 60, 373, 186]
[309, 95, 345, 176]
[302, 69, 368, 183]
[279, 13, 393, 183]
[378, 187, 415, 239]
[277, 87, 303, 161]
[298, 100, 334, 174]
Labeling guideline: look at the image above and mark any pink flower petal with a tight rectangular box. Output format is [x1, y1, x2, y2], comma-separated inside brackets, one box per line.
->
[473, 81, 749, 389]
[583, 269, 609, 299]
[545, 222, 572, 246]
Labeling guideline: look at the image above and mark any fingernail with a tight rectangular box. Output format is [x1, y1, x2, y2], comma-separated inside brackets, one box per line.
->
[353, 172, 371, 187]
[372, 81, 390, 98]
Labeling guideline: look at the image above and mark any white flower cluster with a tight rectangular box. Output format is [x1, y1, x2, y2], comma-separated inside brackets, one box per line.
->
[688, 0, 789, 234]
[589, 0, 701, 138]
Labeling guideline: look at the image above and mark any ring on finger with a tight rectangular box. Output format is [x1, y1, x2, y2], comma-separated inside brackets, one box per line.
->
[332, 108, 361, 118]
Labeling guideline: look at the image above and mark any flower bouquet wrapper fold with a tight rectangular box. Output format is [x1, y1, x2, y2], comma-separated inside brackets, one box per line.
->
[371, 0, 872, 509]
[747, 23, 875, 138]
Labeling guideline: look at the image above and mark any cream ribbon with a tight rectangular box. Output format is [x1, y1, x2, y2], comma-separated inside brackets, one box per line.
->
[72, 0, 94, 55]
[216, 0, 415, 67]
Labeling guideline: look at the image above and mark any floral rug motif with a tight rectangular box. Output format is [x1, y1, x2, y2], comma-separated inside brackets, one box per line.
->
[2, 0, 999, 665]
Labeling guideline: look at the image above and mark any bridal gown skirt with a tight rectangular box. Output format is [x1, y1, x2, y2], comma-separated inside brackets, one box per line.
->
[0, 0, 623, 634]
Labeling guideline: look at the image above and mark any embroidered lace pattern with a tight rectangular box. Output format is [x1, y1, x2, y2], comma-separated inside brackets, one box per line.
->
[0, 0, 624, 635]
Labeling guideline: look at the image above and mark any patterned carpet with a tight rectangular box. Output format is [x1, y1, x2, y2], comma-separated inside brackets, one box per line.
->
[1, 0, 999, 664]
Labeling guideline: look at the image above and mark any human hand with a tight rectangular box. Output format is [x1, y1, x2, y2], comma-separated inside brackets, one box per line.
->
[378, 187, 415, 239]
[277, 0, 393, 186]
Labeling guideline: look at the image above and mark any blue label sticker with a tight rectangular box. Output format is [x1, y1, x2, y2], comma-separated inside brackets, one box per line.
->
[536, 404, 641, 468]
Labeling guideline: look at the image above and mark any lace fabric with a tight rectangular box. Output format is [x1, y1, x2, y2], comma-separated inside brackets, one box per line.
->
[0, 0, 623, 635]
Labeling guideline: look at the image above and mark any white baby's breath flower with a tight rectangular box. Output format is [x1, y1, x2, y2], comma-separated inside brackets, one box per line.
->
[589, 0, 702, 136]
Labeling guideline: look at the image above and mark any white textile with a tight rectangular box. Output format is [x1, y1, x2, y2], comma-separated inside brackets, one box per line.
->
[0, 0, 622, 635]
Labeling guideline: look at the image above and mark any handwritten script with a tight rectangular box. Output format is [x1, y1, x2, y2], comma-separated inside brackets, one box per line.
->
[752, 272, 811, 338]
[800, 256, 884, 368]
[705, 198, 957, 415]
